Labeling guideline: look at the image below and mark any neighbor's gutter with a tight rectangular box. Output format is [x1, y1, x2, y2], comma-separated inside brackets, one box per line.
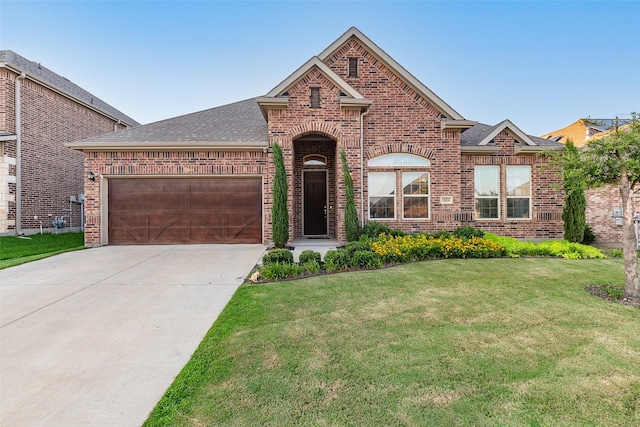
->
[360, 106, 370, 227]
[15, 71, 26, 235]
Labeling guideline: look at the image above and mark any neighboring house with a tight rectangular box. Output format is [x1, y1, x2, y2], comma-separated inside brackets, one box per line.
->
[0, 50, 139, 235]
[541, 118, 631, 146]
[67, 27, 564, 246]
[542, 118, 639, 243]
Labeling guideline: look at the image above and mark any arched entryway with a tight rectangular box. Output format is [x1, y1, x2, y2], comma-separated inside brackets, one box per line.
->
[293, 135, 336, 238]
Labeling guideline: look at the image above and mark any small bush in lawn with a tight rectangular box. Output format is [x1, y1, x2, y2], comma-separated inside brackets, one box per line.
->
[260, 262, 302, 280]
[454, 226, 484, 239]
[298, 250, 321, 265]
[324, 249, 351, 272]
[361, 221, 391, 238]
[262, 249, 294, 266]
[302, 260, 321, 274]
[345, 241, 371, 256]
[350, 250, 382, 269]
[603, 286, 624, 300]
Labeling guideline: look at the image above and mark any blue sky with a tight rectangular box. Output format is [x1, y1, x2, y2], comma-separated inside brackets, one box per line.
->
[1, 0, 638, 136]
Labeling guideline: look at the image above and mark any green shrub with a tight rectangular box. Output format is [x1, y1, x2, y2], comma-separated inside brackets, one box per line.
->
[433, 230, 451, 239]
[341, 149, 360, 242]
[350, 250, 382, 269]
[262, 248, 294, 265]
[298, 250, 321, 265]
[361, 222, 391, 238]
[483, 233, 605, 259]
[582, 225, 596, 245]
[345, 241, 371, 256]
[272, 142, 289, 248]
[324, 249, 351, 272]
[453, 226, 484, 239]
[260, 262, 302, 280]
[389, 229, 406, 237]
[302, 260, 321, 275]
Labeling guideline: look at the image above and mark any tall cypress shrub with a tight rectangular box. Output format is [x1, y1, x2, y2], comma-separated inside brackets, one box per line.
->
[340, 149, 360, 242]
[561, 141, 586, 243]
[272, 142, 289, 248]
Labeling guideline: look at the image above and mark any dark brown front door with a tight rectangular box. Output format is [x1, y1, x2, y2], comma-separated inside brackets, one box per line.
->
[108, 178, 261, 244]
[303, 170, 327, 235]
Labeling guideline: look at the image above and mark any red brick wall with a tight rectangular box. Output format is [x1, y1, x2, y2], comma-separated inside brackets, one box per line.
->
[83, 150, 267, 245]
[1, 68, 130, 234]
[586, 186, 640, 244]
[460, 132, 564, 238]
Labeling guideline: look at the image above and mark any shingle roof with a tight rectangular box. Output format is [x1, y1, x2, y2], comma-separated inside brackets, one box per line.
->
[71, 98, 267, 146]
[0, 50, 139, 127]
[461, 123, 563, 148]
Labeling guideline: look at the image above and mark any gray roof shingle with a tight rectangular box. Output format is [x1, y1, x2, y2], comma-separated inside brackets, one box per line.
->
[461, 123, 563, 148]
[0, 50, 139, 127]
[75, 98, 267, 144]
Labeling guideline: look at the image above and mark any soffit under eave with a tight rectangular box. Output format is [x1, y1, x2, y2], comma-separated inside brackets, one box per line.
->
[317, 27, 465, 121]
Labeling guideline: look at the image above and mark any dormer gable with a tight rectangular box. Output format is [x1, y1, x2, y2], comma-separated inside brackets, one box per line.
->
[256, 56, 372, 120]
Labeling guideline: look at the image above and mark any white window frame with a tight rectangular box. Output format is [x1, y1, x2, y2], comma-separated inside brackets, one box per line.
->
[368, 171, 396, 220]
[506, 165, 532, 220]
[474, 166, 500, 220]
[401, 172, 430, 220]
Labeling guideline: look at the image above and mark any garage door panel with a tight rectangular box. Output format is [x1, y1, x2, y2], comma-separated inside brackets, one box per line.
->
[108, 178, 262, 244]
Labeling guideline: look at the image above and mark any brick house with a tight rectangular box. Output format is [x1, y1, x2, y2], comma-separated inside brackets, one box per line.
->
[67, 27, 564, 246]
[0, 50, 139, 235]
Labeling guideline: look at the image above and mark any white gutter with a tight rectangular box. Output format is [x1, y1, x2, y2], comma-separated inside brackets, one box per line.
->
[360, 106, 370, 227]
[15, 71, 26, 235]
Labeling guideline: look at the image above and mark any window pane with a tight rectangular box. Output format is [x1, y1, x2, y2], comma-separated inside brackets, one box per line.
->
[368, 153, 430, 167]
[369, 172, 395, 196]
[404, 197, 429, 218]
[370, 197, 395, 219]
[507, 198, 530, 219]
[507, 166, 531, 196]
[402, 172, 429, 195]
[474, 166, 499, 196]
[369, 172, 395, 219]
[475, 198, 498, 219]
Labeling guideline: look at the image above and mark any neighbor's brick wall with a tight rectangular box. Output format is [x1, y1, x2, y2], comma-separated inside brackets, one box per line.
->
[83, 150, 267, 245]
[0, 67, 129, 234]
[586, 186, 640, 244]
[460, 131, 564, 239]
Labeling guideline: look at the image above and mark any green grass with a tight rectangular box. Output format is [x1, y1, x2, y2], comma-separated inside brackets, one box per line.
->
[146, 258, 640, 426]
[0, 232, 86, 269]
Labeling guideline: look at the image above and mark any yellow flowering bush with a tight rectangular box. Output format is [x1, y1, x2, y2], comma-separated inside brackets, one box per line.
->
[370, 233, 505, 263]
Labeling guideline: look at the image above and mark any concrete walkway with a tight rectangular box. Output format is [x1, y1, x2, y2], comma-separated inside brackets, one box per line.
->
[0, 244, 265, 427]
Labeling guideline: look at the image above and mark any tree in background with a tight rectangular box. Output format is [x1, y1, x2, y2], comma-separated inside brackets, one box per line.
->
[272, 142, 289, 248]
[340, 149, 360, 242]
[561, 140, 587, 243]
[580, 114, 640, 300]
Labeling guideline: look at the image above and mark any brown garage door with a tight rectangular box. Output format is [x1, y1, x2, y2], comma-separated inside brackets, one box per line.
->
[108, 178, 262, 244]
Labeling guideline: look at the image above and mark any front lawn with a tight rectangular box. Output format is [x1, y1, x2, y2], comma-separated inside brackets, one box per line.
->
[0, 232, 86, 269]
[146, 258, 640, 426]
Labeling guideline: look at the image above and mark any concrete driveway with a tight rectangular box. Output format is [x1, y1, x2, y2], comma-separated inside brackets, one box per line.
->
[0, 244, 265, 427]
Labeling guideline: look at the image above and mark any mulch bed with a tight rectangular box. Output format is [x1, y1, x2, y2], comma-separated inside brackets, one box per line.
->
[585, 285, 640, 309]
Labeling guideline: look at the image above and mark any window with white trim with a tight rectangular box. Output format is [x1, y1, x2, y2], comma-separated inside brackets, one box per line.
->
[368, 154, 431, 220]
[368, 172, 395, 219]
[402, 172, 429, 219]
[474, 166, 500, 219]
[506, 166, 531, 219]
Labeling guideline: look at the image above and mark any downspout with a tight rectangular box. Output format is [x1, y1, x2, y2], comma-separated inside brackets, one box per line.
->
[15, 71, 26, 235]
[359, 106, 370, 227]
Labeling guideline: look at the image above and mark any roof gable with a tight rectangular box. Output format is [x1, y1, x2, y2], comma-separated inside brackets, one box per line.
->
[478, 119, 536, 146]
[317, 27, 464, 120]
